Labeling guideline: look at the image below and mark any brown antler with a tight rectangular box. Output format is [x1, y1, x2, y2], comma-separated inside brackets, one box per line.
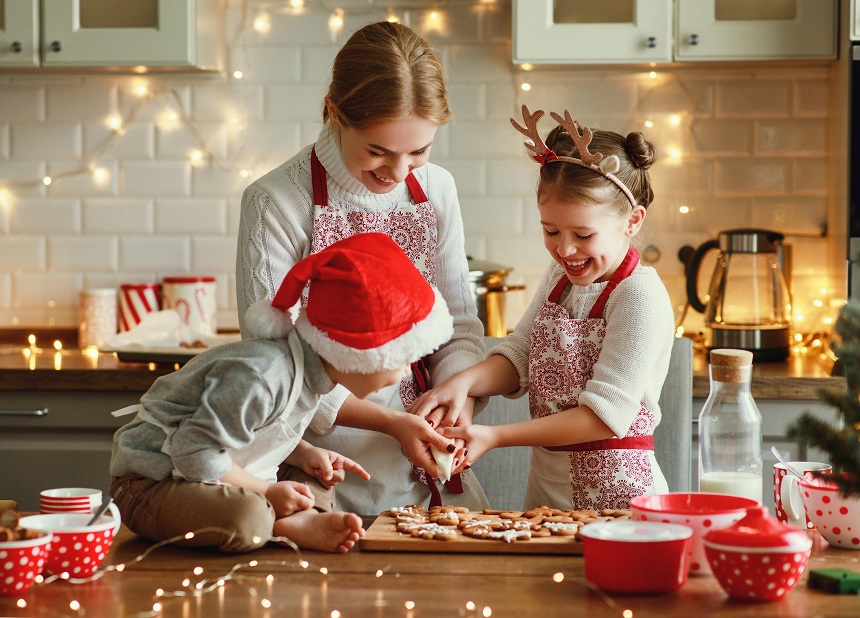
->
[510, 104, 553, 162]
[549, 110, 602, 166]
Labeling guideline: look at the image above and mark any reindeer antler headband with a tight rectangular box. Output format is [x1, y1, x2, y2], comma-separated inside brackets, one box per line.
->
[510, 104, 638, 209]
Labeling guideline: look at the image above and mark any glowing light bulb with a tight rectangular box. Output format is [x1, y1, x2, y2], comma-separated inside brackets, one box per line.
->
[233, 70, 244, 79]
[623, 610, 633, 618]
[53, 340, 62, 351]
[387, 14, 400, 23]
[644, 120, 654, 128]
[107, 116, 123, 131]
[17, 600, 27, 608]
[289, 0, 303, 7]
[261, 599, 272, 608]
[669, 115, 681, 125]
[254, 13, 271, 35]
[135, 84, 149, 97]
[320, 567, 328, 574]
[240, 169, 251, 178]
[405, 601, 416, 609]
[521, 63, 533, 71]
[69, 600, 80, 611]
[193, 566, 204, 575]
[328, 9, 344, 39]
[375, 569, 383, 577]
[42, 176, 52, 186]
[520, 82, 531, 92]
[649, 71, 657, 79]
[483, 607, 493, 617]
[669, 149, 682, 159]
[552, 572, 564, 582]
[466, 601, 476, 610]
[679, 205, 689, 214]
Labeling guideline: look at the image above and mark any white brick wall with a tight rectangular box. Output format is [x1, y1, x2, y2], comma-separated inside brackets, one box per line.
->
[0, 0, 840, 336]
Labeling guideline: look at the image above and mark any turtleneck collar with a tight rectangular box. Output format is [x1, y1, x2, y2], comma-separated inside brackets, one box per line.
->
[313, 123, 413, 208]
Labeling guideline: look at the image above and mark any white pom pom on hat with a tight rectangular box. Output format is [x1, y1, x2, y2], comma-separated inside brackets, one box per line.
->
[245, 232, 453, 374]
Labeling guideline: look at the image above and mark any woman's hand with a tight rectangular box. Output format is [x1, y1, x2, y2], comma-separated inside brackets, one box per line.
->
[409, 374, 473, 429]
[265, 481, 315, 518]
[388, 412, 456, 479]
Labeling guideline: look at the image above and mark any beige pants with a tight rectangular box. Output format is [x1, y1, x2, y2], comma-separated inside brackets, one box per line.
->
[110, 469, 335, 553]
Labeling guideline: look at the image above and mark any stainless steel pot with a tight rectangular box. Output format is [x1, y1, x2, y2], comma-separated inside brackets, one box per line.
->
[466, 257, 526, 337]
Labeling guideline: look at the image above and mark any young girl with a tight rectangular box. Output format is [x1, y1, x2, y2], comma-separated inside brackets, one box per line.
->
[236, 21, 487, 513]
[411, 106, 676, 511]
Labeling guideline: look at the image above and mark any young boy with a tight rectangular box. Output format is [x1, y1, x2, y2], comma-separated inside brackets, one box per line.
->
[109, 232, 454, 553]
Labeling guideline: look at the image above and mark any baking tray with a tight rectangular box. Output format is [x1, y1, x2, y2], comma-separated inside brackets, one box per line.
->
[110, 334, 241, 365]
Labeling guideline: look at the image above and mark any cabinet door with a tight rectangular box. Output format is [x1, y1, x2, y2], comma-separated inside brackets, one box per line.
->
[676, 0, 837, 61]
[41, 0, 196, 67]
[513, 0, 672, 65]
[0, 0, 39, 67]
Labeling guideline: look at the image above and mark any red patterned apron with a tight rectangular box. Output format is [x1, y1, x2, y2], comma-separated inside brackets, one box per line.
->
[525, 246, 666, 510]
[303, 148, 470, 510]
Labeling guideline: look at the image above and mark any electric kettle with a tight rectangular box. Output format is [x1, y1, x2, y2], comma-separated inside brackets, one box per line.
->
[685, 228, 792, 361]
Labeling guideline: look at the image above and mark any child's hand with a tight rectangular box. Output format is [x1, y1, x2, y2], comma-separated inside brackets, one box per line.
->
[265, 481, 315, 518]
[301, 447, 371, 490]
[438, 424, 496, 473]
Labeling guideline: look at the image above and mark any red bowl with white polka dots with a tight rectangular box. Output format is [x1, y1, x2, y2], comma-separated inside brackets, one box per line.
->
[704, 505, 812, 602]
[630, 493, 760, 576]
[0, 532, 52, 595]
[19, 503, 120, 578]
[798, 473, 860, 549]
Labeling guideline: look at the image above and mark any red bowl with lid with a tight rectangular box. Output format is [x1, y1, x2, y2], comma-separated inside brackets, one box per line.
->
[704, 505, 812, 602]
[579, 520, 693, 594]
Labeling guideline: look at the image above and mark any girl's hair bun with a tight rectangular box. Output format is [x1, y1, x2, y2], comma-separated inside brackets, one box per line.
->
[625, 132, 657, 170]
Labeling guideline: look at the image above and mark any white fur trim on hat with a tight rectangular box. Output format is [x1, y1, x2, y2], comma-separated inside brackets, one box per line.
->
[295, 287, 453, 373]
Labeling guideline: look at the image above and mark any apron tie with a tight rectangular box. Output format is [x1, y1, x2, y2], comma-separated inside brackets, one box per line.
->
[547, 435, 654, 453]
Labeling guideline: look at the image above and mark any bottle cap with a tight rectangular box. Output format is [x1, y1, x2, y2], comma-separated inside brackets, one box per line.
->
[709, 348, 753, 382]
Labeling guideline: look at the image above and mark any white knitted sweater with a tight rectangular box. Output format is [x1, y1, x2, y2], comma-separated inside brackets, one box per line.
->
[236, 124, 485, 431]
[490, 259, 676, 438]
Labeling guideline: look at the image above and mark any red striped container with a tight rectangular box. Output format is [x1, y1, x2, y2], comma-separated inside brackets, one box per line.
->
[118, 283, 162, 332]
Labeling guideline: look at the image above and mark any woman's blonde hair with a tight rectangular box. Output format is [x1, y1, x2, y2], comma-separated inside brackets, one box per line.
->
[323, 21, 450, 130]
[539, 125, 657, 216]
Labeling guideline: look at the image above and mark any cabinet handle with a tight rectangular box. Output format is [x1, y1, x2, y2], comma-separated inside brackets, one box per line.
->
[689, 33, 700, 46]
[50, 41, 62, 53]
[0, 408, 49, 417]
[10, 41, 22, 53]
[646, 36, 657, 48]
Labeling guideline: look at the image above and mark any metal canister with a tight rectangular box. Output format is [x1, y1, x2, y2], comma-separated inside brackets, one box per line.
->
[466, 257, 526, 337]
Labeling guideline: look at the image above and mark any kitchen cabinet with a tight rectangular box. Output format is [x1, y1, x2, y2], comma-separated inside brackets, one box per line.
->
[0, 391, 140, 511]
[691, 398, 840, 512]
[0, 0, 222, 70]
[513, 0, 837, 65]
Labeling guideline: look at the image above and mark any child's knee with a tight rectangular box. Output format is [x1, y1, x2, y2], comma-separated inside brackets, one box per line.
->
[216, 492, 276, 552]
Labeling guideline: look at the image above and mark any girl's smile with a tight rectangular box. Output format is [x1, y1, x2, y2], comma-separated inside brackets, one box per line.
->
[538, 196, 645, 285]
[333, 114, 439, 194]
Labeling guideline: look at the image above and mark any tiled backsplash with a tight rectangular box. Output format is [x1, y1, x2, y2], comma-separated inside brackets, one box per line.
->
[0, 0, 841, 336]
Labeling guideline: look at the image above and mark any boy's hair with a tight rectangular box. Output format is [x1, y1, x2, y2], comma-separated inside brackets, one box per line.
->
[323, 21, 450, 130]
[539, 125, 657, 216]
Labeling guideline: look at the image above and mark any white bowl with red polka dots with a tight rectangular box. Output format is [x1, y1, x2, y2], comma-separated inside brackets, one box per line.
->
[19, 503, 121, 578]
[0, 532, 52, 595]
[630, 492, 760, 576]
[704, 505, 812, 602]
[799, 473, 860, 549]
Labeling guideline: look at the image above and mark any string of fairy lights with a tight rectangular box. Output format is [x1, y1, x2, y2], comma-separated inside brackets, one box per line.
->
[7, 525, 634, 618]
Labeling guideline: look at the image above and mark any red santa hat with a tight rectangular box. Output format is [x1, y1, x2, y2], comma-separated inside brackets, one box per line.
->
[244, 232, 453, 373]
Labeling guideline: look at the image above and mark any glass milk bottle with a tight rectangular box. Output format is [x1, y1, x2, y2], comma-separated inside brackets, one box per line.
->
[698, 348, 763, 503]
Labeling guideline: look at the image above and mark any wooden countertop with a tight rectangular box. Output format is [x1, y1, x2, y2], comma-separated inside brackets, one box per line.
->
[2, 523, 858, 617]
[0, 329, 845, 400]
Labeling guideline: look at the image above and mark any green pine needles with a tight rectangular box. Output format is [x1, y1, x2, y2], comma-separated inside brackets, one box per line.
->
[787, 300, 860, 497]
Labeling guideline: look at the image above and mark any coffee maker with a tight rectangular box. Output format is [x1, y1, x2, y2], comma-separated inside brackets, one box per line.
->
[685, 228, 792, 362]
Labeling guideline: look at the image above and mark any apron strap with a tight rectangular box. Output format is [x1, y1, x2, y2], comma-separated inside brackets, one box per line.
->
[547, 435, 654, 453]
[587, 245, 640, 319]
[310, 147, 328, 207]
[548, 275, 570, 303]
[405, 173, 428, 203]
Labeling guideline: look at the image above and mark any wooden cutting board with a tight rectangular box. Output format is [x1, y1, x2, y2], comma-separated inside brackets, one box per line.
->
[358, 511, 585, 555]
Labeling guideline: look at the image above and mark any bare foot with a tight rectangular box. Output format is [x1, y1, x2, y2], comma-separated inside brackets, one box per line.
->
[273, 509, 365, 553]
